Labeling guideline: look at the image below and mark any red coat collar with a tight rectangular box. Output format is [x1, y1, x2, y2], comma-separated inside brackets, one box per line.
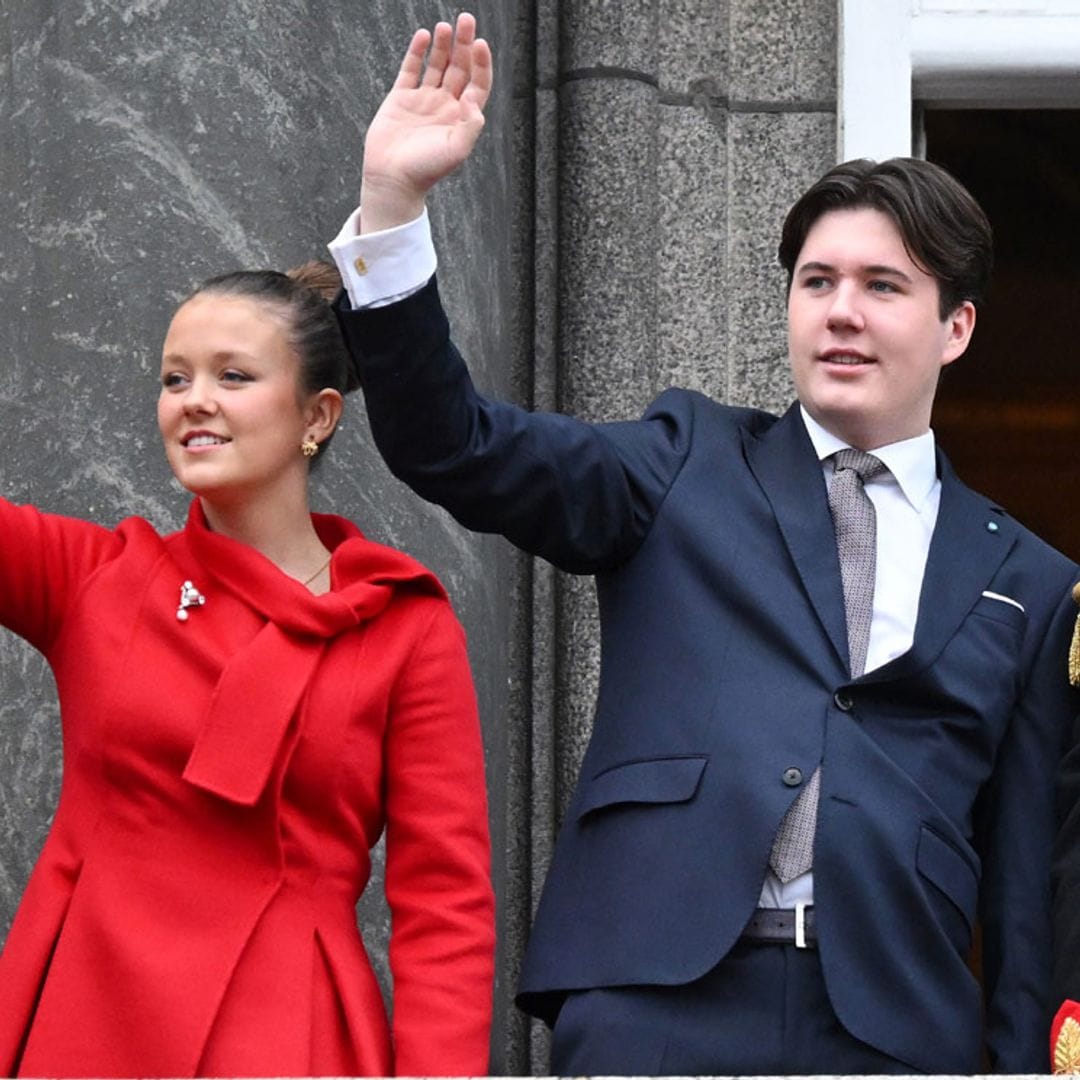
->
[181, 499, 445, 806]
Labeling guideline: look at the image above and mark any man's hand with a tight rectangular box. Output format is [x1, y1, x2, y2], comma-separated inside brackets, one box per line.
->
[360, 12, 492, 234]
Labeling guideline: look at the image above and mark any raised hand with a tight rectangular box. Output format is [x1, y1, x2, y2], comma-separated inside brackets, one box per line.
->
[360, 12, 493, 233]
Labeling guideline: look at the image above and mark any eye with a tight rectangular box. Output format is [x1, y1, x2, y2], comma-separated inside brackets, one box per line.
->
[221, 369, 254, 384]
[868, 279, 899, 294]
[160, 371, 187, 390]
[802, 275, 831, 291]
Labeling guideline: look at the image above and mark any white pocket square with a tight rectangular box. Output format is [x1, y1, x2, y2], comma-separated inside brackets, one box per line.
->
[981, 590, 1025, 613]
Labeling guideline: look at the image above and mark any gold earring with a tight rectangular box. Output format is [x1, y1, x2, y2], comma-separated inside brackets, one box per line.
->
[300, 436, 319, 459]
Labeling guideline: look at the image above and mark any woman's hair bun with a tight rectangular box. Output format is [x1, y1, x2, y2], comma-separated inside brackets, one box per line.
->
[286, 259, 343, 303]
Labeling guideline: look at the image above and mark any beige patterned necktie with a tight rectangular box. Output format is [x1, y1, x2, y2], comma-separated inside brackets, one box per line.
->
[768, 448, 887, 882]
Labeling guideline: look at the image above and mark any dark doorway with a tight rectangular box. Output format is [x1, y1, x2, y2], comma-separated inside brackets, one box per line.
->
[925, 109, 1080, 560]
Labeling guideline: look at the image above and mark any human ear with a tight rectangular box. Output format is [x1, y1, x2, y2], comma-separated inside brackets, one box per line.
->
[304, 389, 344, 443]
[941, 300, 976, 367]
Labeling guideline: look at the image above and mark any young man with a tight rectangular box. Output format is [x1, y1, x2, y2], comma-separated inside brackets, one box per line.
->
[331, 14, 1078, 1074]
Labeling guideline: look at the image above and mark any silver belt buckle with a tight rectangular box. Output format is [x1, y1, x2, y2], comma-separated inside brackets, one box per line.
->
[794, 899, 809, 949]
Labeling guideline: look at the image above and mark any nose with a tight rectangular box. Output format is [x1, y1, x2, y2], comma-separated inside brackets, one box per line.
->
[825, 281, 865, 332]
[182, 374, 219, 416]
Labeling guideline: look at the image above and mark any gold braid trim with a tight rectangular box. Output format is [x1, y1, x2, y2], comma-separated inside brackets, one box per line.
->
[1055, 1015, 1080, 1074]
[1070, 583, 1080, 688]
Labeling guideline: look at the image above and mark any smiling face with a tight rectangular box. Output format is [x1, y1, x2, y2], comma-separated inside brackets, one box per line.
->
[158, 293, 325, 509]
[787, 206, 975, 450]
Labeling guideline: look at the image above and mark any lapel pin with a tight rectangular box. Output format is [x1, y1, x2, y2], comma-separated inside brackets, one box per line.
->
[176, 580, 206, 621]
[986, 521, 999, 533]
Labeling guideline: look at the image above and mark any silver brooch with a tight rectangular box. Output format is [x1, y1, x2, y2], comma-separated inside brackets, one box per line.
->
[176, 580, 206, 621]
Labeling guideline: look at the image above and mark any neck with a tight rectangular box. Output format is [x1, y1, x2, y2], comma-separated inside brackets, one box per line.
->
[199, 490, 329, 582]
[801, 407, 931, 454]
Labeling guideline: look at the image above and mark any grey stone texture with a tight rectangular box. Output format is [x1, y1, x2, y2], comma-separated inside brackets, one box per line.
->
[560, 0, 658, 74]
[658, 0, 730, 89]
[559, 78, 660, 416]
[655, 102, 729, 398]
[0, 0, 838, 1073]
[730, 0, 837, 103]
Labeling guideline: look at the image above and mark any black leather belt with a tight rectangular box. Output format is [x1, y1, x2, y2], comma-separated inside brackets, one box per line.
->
[740, 904, 817, 949]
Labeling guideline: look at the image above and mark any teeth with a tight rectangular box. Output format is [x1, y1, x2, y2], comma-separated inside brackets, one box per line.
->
[826, 355, 866, 365]
[187, 435, 227, 447]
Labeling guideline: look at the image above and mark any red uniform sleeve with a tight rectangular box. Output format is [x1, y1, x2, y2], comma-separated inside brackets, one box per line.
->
[0, 497, 122, 653]
[383, 600, 495, 1076]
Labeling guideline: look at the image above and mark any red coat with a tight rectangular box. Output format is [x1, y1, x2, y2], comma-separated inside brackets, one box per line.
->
[0, 498, 494, 1077]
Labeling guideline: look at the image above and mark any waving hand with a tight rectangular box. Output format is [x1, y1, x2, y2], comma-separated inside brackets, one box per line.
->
[360, 13, 493, 233]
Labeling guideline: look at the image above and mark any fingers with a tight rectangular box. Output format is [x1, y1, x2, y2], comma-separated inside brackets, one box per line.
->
[441, 12, 477, 97]
[421, 20, 454, 87]
[396, 13, 491, 105]
[462, 37, 493, 111]
[392, 28, 431, 90]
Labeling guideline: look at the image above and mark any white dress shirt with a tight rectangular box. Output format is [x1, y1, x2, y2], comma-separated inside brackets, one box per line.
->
[326, 206, 943, 911]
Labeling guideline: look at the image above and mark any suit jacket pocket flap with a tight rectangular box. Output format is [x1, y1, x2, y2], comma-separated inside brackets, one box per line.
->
[917, 825, 978, 927]
[577, 755, 708, 819]
[971, 592, 1028, 632]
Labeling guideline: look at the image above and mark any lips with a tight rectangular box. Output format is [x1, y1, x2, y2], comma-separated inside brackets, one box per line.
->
[819, 350, 874, 366]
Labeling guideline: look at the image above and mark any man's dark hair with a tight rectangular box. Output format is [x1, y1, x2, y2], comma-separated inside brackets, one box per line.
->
[778, 158, 993, 319]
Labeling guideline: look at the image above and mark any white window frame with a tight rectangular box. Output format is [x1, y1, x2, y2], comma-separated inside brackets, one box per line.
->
[839, 0, 1080, 161]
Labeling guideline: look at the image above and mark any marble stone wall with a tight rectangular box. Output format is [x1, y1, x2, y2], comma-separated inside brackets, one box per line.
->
[0, 0, 838, 1073]
[0, 0, 519, 1069]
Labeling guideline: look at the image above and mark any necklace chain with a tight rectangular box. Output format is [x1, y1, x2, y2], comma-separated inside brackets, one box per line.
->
[301, 555, 331, 587]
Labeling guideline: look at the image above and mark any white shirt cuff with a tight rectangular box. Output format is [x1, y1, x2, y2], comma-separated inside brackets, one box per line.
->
[327, 206, 437, 310]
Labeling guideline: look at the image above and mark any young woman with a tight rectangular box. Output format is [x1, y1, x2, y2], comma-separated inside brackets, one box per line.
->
[0, 263, 494, 1077]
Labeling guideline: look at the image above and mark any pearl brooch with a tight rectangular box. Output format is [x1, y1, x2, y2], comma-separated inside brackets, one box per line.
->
[176, 580, 206, 621]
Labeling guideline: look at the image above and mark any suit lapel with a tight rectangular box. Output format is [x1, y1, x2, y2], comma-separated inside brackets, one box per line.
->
[863, 448, 1017, 683]
[746, 413, 1018, 684]
[743, 403, 849, 670]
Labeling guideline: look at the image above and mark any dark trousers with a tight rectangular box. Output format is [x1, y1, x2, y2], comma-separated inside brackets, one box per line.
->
[550, 940, 921, 1075]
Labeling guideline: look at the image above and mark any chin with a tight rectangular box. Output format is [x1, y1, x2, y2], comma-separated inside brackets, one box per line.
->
[171, 470, 235, 502]
[814, 404, 879, 444]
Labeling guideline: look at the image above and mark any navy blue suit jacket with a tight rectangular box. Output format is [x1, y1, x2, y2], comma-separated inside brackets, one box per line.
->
[338, 277, 1078, 1073]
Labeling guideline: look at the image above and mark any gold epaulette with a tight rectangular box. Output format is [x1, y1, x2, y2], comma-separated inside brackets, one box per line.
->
[1056, 1014, 1080, 1073]
[1070, 582, 1080, 688]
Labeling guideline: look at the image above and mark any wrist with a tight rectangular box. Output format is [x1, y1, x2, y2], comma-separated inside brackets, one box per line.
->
[358, 175, 427, 234]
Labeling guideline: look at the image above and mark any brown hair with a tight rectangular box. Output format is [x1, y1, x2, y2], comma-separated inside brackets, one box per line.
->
[778, 158, 993, 319]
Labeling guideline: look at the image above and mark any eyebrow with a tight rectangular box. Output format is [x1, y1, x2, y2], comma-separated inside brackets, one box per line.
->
[797, 260, 915, 284]
[160, 349, 262, 366]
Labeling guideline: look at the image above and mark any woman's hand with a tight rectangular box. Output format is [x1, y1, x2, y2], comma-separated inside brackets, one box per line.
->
[360, 12, 492, 234]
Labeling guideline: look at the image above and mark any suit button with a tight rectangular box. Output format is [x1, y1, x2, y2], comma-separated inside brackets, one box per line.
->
[782, 767, 803, 787]
[834, 690, 854, 712]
